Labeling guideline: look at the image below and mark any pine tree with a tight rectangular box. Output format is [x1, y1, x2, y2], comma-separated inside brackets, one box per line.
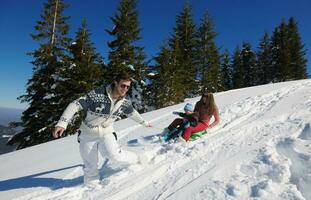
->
[270, 18, 308, 82]
[287, 17, 308, 80]
[240, 42, 257, 87]
[151, 41, 184, 108]
[8, 0, 71, 149]
[149, 47, 169, 109]
[106, 0, 148, 112]
[55, 19, 105, 135]
[196, 10, 222, 92]
[169, 38, 186, 104]
[271, 19, 291, 82]
[172, 2, 197, 97]
[221, 50, 232, 90]
[63, 18, 105, 96]
[257, 32, 273, 84]
[232, 46, 243, 89]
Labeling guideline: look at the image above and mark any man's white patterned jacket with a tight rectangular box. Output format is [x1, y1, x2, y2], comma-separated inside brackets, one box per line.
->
[55, 84, 147, 136]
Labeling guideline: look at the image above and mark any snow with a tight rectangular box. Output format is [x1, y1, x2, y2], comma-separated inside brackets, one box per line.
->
[128, 64, 135, 71]
[1, 79, 311, 200]
[1, 135, 13, 138]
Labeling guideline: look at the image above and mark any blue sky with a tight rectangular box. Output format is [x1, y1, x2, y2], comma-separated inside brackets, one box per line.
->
[0, 0, 310, 109]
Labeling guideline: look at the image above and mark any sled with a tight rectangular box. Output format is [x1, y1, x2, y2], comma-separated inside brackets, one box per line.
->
[189, 129, 207, 141]
[162, 129, 207, 142]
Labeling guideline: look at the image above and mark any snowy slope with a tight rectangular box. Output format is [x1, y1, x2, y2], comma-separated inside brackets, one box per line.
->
[1, 80, 311, 200]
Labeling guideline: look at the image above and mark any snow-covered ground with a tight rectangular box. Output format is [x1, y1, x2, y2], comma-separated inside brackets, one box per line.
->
[1, 79, 311, 200]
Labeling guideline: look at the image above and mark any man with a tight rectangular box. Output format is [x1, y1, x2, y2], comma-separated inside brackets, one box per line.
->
[52, 71, 151, 187]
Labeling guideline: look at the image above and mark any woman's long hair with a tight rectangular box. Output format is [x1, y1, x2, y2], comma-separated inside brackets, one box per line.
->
[197, 93, 217, 115]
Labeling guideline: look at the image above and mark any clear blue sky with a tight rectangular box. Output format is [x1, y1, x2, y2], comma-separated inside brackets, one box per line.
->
[0, 0, 310, 109]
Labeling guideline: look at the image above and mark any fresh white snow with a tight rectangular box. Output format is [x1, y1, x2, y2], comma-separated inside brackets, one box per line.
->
[1, 79, 311, 200]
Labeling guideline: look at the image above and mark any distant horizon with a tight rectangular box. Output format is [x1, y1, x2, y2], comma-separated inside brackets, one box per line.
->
[0, 106, 24, 111]
[0, 106, 23, 127]
[1, 0, 310, 109]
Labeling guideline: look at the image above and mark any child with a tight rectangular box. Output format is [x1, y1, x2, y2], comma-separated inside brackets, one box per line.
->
[163, 103, 198, 141]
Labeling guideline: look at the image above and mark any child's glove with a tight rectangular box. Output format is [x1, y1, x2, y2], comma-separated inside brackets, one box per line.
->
[173, 111, 182, 116]
[173, 111, 186, 118]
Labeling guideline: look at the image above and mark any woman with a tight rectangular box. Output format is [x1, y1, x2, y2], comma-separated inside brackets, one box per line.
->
[182, 92, 220, 141]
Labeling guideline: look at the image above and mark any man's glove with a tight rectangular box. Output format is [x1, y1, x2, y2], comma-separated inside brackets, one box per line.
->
[142, 121, 152, 127]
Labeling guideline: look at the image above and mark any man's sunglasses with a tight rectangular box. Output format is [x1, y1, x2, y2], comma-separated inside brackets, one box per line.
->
[120, 84, 131, 89]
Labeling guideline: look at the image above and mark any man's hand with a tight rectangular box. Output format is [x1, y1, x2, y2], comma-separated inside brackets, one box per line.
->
[53, 126, 65, 138]
[146, 123, 152, 127]
[143, 121, 152, 128]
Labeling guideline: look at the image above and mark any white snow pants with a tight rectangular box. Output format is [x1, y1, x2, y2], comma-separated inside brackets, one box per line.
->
[79, 130, 138, 184]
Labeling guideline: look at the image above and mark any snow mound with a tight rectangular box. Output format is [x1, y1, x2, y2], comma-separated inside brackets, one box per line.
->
[1, 79, 311, 200]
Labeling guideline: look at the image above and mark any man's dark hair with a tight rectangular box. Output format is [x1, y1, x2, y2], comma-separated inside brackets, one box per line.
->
[114, 71, 132, 83]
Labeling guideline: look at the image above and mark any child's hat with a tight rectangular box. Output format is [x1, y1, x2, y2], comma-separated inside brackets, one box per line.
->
[184, 103, 194, 112]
